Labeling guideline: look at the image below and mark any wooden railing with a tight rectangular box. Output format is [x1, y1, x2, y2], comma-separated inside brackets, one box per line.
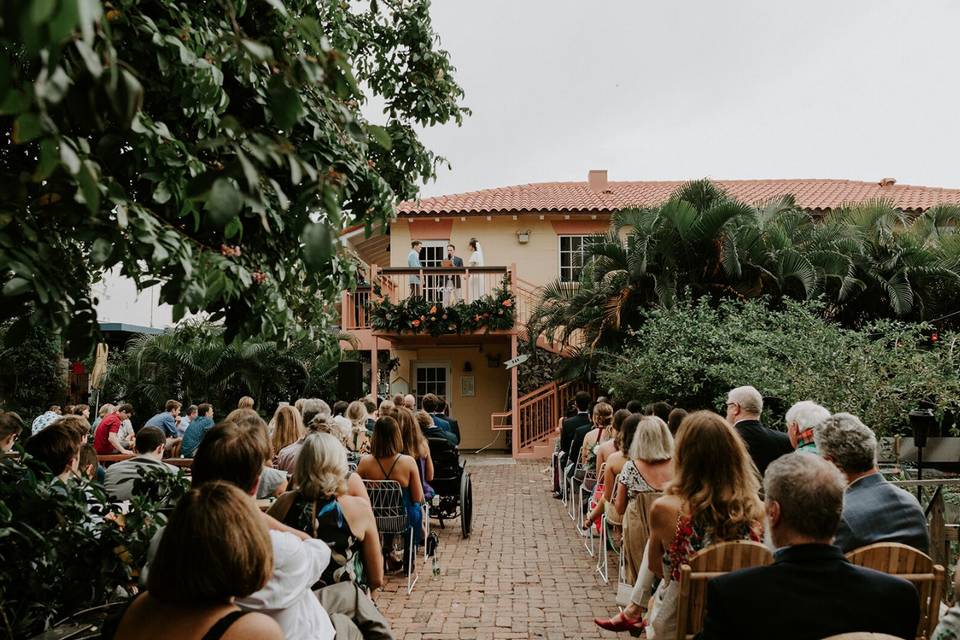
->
[513, 379, 596, 451]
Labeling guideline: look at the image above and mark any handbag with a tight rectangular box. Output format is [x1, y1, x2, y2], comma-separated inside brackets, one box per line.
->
[317, 581, 396, 640]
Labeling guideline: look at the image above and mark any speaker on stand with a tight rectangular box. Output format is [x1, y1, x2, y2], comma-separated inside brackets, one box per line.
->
[337, 360, 364, 402]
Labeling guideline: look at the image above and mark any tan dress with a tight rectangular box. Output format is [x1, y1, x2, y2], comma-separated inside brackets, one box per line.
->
[618, 460, 661, 584]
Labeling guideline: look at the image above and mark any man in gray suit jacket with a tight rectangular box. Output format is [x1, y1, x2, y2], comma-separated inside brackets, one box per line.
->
[816, 412, 929, 554]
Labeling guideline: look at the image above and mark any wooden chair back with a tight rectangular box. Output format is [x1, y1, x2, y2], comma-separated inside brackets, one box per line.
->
[845, 542, 945, 640]
[675, 540, 774, 640]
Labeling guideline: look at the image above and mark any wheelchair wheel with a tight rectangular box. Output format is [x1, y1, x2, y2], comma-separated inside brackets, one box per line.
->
[460, 472, 472, 538]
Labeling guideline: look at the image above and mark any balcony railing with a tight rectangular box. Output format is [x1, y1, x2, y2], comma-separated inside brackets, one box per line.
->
[342, 264, 538, 332]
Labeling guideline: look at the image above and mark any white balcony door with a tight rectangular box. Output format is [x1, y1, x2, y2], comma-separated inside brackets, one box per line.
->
[418, 240, 448, 303]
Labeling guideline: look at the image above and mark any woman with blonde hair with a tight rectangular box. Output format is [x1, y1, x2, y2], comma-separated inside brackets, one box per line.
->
[596, 411, 763, 635]
[269, 433, 384, 590]
[104, 481, 282, 639]
[237, 396, 255, 410]
[269, 405, 304, 465]
[345, 401, 371, 455]
[614, 415, 674, 584]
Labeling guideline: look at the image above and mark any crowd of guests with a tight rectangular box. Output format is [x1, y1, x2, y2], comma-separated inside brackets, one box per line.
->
[9, 390, 465, 639]
[551, 386, 950, 639]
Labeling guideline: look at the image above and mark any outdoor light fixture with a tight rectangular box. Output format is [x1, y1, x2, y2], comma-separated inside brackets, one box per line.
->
[516, 230, 531, 244]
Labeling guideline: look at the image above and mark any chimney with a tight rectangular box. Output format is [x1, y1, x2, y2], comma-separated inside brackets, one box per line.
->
[879, 177, 897, 187]
[588, 169, 609, 192]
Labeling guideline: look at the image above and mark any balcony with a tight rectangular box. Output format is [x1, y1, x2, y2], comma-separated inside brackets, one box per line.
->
[341, 264, 540, 348]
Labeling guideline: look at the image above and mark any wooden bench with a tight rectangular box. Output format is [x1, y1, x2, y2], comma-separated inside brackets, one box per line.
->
[96, 453, 135, 466]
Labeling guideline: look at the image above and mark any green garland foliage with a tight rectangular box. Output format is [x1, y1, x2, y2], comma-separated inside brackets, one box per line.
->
[370, 277, 515, 336]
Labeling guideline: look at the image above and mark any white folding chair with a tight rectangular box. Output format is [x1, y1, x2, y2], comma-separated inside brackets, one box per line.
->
[577, 468, 600, 556]
[364, 479, 419, 593]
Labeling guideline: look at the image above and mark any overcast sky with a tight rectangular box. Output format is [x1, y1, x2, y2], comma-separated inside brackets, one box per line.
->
[411, 0, 960, 197]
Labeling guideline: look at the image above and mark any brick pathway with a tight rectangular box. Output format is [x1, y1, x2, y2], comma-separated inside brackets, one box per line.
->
[375, 458, 621, 639]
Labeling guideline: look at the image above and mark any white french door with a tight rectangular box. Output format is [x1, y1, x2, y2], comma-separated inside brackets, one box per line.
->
[418, 240, 448, 303]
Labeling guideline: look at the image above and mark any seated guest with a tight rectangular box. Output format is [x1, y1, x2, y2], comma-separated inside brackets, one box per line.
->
[1, 411, 24, 453]
[299, 398, 332, 428]
[331, 401, 352, 440]
[52, 414, 93, 445]
[181, 403, 215, 458]
[816, 412, 929, 553]
[25, 421, 80, 482]
[270, 432, 384, 591]
[402, 394, 416, 411]
[577, 402, 614, 472]
[237, 396, 255, 410]
[177, 422, 341, 639]
[144, 400, 182, 440]
[555, 391, 592, 497]
[224, 409, 288, 499]
[697, 452, 920, 640]
[177, 404, 197, 438]
[104, 427, 181, 501]
[363, 398, 378, 433]
[625, 399, 643, 414]
[643, 400, 673, 424]
[70, 404, 91, 420]
[105, 481, 283, 640]
[421, 394, 457, 444]
[93, 404, 135, 455]
[725, 385, 792, 476]
[417, 409, 457, 447]
[785, 400, 830, 453]
[397, 407, 434, 500]
[345, 401, 372, 456]
[270, 405, 305, 465]
[583, 409, 636, 530]
[31, 404, 62, 436]
[78, 443, 100, 481]
[596, 411, 764, 636]
[666, 408, 687, 436]
[615, 415, 674, 584]
[357, 416, 424, 546]
[92, 403, 114, 432]
[436, 397, 461, 443]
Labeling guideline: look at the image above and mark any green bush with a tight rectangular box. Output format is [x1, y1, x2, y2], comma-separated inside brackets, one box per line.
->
[597, 298, 960, 436]
[0, 319, 65, 420]
[0, 460, 188, 639]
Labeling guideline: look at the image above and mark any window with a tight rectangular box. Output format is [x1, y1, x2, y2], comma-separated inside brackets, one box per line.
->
[415, 364, 448, 407]
[559, 235, 595, 282]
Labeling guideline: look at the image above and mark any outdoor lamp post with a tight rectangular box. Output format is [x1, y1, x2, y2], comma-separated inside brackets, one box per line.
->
[909, 405, 936, 499]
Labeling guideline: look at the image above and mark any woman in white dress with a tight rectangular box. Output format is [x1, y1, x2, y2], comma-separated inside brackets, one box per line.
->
[468, 238, 484, 300]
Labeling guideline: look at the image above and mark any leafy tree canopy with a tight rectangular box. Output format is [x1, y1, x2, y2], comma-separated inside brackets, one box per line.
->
[0, 0, 467, 352]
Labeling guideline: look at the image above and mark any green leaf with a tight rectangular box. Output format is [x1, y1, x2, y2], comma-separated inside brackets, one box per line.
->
[3, 277, 31, 297]
[241, 39, 273, 62]
[30, 0, 57, 24]
[224, 217, 243, 239]
[301, 222, 333, 272]
[91, 238, 113, 265]
[263, 0, 289, 17]
[368, 125, 392, 150]
[268, 78, 302, 130]
[34, 138, 59, 180]
[75, 161, 101, 214]
[60, 142, 81, 174]
[205, 178, 243, 226]
[13, 113, 42, 143]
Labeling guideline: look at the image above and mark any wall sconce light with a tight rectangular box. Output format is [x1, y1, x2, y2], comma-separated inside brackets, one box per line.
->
[463, 361, 473, 372]
[516, 229, 531, 244]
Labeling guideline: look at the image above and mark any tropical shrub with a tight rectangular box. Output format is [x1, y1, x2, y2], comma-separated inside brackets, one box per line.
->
[597, 297, 960, 436]
[101, 320, 345, 418]
[370, 278, 515, 336]
[0, 318, 65, 419]
[0, 459, 189, 639]
[1, 0, 467, 351]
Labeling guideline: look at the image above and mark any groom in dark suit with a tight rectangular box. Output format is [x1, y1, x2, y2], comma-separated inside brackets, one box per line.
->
[444, 243, 464, 304]
[697, 453, 919, 640]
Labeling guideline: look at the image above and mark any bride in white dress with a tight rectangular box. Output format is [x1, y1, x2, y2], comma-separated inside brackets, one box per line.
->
[468, 238, 484, 300]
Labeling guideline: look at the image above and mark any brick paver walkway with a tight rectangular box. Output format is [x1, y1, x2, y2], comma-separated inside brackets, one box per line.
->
[375, 458, 621, 639]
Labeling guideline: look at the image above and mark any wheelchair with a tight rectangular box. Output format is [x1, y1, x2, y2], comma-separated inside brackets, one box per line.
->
[426, 437, 473, 538]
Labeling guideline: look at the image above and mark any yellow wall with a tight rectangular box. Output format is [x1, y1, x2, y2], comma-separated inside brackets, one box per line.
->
[389, 345, 512, 450]
[388, 215, 610, 287]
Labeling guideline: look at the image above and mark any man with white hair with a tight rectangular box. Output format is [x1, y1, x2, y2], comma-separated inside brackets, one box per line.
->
[403, 394, 416, 411]
[816, 413, 929, 554]
[697, 453, 919, 639]
[725, 385, 792, 476]
[785, 401, 831, 453]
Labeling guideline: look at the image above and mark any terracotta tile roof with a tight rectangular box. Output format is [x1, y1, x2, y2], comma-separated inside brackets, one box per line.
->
[397, 178, 960, 216]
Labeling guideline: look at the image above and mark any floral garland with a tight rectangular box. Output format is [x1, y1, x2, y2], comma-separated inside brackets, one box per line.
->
[370, 276, 515, 336]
